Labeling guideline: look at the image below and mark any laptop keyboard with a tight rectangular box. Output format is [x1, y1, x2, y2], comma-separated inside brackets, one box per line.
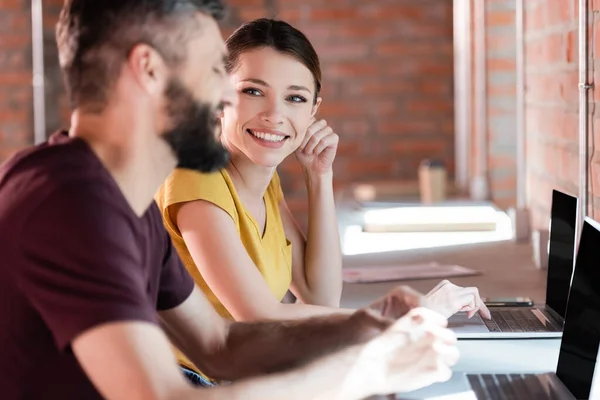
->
[467, 374, 556, 400]
[484, 310, 554, 332]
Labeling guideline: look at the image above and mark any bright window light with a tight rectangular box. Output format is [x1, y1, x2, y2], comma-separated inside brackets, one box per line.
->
[342, 205, 513, 255]
[363, 205, 499, 232]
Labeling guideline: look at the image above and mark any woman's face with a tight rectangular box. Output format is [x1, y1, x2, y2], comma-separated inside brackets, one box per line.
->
[221, 46, 321, 167]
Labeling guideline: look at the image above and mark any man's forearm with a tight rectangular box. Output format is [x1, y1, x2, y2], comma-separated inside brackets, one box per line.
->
[200, 310, 389, 382]
[193, 345, 368, 400]
[305, 170, 343, 306]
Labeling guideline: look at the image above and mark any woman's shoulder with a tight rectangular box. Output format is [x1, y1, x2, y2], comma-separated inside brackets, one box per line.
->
[157, 168, 237, 211]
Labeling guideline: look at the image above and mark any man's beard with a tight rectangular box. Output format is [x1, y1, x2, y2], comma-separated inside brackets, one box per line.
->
[160, 78, 229, 173]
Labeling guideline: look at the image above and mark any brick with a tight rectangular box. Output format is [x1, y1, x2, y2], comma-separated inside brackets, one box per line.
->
[377, 119, 438, 136]
[333, 25, 383, 40]
[344, 159, 396, 176]
[0, 13, 29, 33]
[315, 43, 370, 61]
[276, 0, 347, 5]
[406, 100, 453, 114]
[525, 2, 546, 31]
[310, 7, 358, 21]
[0, 34, 30, 48]
[335, 141, 361, 157]
[547, 0, 575, 25]
[487, 58, 516, 71]
[237, 7, 270, 21]
[487, 10, 515, 27]
[339, 119, 370, 136]
[375, 41, 451, 57]
[327, 62, 379, 78]
[490, 154, 517, 170]
[227, 0, 265, 7]
[344, 81, 410, 96]
[0, 0, 28, 10]
[318, 101, 363, 117]
[488, 81, 517, 96]
[0, 50, 30, 70]
[391, 140, 446, 155]
[566, 30, 576, 63]
[0, 72, 30, 85]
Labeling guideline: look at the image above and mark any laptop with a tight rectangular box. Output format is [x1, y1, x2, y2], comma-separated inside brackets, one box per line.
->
[449, 190, 578, 339]
[398, 217, 600, 400]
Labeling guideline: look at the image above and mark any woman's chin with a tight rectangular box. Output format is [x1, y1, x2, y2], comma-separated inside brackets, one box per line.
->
[247, 153, 287, 169]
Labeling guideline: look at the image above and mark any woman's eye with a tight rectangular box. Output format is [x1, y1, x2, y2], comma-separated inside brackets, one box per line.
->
[288, 95, 307, 103]
[241, 88, 262, 96]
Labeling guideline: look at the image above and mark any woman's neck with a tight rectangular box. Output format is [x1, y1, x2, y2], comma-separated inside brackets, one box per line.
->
[225, 150, 275, 200]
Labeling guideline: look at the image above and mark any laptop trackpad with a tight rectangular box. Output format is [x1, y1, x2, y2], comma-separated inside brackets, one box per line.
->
[448, 312, 489, 334]
[396, 372, 475, 399]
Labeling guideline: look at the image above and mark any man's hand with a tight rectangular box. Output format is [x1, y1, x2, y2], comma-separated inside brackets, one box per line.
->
[426, 280, 491, 319]
[341, 308, 459, 399]
[367, 285, 427, 320]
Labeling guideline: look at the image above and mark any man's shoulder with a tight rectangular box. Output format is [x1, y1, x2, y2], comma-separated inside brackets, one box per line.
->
[0, 137, 132, 238]
[2, 134, 106, 190]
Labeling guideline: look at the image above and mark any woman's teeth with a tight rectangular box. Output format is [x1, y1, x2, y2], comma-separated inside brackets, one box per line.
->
[248, 130, 286, 143]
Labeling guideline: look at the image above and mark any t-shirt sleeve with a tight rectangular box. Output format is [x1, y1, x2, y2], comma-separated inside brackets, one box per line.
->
[156, 217, 194, 311]
[19, 183, 158, 351]
[156, 169, 238, 236]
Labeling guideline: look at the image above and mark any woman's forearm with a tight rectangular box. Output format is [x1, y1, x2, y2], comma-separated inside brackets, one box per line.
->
[304, 170, 343, 306]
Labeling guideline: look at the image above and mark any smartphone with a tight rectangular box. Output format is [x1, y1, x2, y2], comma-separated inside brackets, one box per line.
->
[482, 296, 534, 307]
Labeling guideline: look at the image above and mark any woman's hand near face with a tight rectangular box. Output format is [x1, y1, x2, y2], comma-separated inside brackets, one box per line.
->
[295, 118, 339, 176]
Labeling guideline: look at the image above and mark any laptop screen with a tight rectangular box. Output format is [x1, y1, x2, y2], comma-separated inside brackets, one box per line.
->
[545, 190, 578, 319]
[555, 218, 600, 399]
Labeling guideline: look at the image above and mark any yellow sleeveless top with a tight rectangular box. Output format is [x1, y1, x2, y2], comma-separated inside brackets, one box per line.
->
[155, 168, 293, 374]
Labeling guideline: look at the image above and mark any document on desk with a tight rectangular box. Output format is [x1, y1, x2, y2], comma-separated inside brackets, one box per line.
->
[342, 262, 479, 283]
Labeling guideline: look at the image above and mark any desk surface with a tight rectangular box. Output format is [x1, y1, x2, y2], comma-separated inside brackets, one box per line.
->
[340, 242, 560, 395]
[341, 240, 547, 306]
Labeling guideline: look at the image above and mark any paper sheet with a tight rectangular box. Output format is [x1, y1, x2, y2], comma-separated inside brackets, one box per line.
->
[343, 262, 479, 283]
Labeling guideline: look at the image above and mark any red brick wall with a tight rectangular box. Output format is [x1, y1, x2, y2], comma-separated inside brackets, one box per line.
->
[524, 0, 584, 230]
[485, 0, 517, 210]
[0, 1, 455, 229]
[463, 0, 518, 210]
[0, 0, 33, 160]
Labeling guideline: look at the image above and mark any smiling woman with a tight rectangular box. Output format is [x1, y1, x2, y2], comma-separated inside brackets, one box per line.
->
[154, 18, 348, 383]
[154, 18, 486, 386]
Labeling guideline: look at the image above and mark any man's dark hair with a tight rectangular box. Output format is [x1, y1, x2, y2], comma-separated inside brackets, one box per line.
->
[56, 0, 226, 112]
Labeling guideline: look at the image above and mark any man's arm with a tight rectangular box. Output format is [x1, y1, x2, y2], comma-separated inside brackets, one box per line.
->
[76, 309, 458, 400]
[158, 287, 390, 381]
[73, 320, 367, 400]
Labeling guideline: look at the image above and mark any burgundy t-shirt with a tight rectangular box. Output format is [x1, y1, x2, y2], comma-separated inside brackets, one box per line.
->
[0, 131, 195, 399]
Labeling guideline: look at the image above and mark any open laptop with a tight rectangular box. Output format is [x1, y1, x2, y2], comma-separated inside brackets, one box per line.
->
[449, 189, 578, 339]
[398, 217, 600, 400]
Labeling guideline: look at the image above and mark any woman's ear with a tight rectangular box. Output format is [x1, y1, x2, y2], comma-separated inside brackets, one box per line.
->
[311, 96, 322, 118]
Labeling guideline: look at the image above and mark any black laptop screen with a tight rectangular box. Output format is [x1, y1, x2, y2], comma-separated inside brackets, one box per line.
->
[556, 218, 600, 399]
[545, 190, 578, 319]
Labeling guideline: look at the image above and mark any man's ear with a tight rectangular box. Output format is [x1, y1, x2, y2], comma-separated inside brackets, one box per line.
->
[127, 43, 169, 96]
[311, 96, 322, 118]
